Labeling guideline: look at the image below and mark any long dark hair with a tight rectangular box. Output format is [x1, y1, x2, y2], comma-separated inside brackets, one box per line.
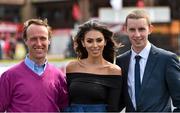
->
[74, 19, 116, 63]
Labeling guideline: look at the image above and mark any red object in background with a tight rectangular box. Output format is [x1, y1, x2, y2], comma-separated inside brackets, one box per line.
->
[72, 3, 81, 21]
[136, 0, 145, 7]
[0, 21, 23, 39]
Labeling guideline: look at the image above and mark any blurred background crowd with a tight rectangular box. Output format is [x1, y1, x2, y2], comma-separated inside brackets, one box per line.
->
[0, 0, 180, 61]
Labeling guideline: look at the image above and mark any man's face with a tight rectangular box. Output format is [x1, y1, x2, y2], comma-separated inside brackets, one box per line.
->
[25, 24, 50, 64]
[126, 18, 152, 53]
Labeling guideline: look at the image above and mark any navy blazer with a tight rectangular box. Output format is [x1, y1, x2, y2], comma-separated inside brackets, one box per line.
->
[116, 44, 180, 112]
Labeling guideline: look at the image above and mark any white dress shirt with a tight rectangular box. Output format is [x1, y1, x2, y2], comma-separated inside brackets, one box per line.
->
[128, 42, 151, 109]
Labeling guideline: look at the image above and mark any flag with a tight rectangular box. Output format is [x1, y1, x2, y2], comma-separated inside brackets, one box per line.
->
[72, 3, 81, 21]
[136, 0, 145, 7]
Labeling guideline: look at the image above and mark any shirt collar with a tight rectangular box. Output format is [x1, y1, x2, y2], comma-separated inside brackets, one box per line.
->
[25, 54, 48, 69]
[131, 42, 151, 60]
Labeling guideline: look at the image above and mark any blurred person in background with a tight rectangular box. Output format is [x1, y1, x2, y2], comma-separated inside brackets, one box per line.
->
[0, 38, 3, 59]
[3, 33, 17, 59]
[116, 9, 180, 112]
[64, 19, 124, 112]
[8, 33, 16, 59]
[0, 18, 68, 112]
[0, 34, 6, 59]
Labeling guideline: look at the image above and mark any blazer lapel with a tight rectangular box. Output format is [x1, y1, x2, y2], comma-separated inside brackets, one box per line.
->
[124, 51, 131, 77]
[123, 51, 136, 111]
[140, 45, 159, 92]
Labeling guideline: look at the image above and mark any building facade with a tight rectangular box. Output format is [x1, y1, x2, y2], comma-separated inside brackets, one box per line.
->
[0, 0, 179, 55]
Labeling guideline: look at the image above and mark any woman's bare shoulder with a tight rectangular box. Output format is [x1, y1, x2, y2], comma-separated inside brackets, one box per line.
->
[66, 60, 79, 73]
[108, 63, 122, 76]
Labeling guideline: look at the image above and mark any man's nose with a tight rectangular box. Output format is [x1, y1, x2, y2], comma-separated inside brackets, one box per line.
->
[134, 30, 140, 37]
[36, 38, 42, 45]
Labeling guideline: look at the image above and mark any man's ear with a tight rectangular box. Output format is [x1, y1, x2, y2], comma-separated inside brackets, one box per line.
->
[149, 25, 154, 34]
[24, 39, 28, 45]
[122, 24, 127, 33]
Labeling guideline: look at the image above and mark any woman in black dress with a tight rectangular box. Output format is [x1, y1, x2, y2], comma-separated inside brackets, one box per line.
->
[64, 19, 123, 112]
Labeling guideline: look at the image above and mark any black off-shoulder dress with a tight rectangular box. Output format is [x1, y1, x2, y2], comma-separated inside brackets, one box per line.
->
[64, 73, 122, 112]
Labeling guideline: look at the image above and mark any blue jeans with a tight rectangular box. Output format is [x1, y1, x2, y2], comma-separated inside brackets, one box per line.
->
[63, 104, 107, 112]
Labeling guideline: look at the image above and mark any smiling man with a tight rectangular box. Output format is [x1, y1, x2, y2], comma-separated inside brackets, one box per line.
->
[116, 9, 180, 112]
[0, 19, 68, 112]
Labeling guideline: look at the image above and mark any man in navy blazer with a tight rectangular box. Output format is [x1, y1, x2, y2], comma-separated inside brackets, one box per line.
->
[116, 9, 180, 112]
